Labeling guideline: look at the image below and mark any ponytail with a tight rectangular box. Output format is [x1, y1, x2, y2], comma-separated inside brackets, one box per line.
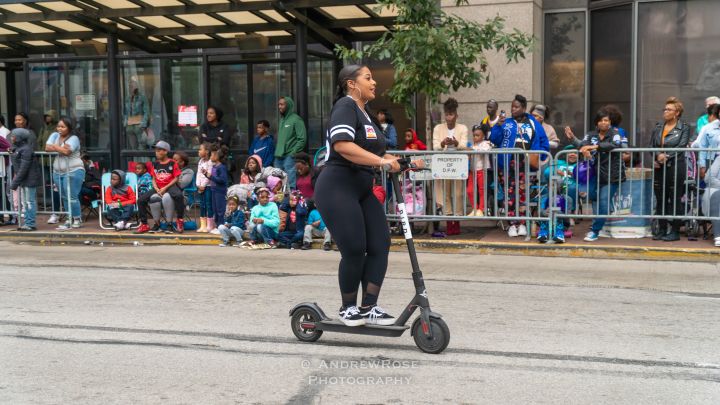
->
[334, 64, 366, 104]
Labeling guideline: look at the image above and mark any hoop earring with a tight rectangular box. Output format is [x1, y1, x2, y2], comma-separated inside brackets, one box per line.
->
[349, 87, 362, 102]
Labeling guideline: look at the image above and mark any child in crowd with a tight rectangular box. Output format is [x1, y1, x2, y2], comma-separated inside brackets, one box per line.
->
[203, 144, 229, 235]
[134, 162, 152, 195]
[303, 201, 332, 251]
[9, 128, 41, 231]
[538, 146, 579, 244]
[277, 191, 308, 249]
[247, 187, 280, 249]
[134, 141, 185, 234]
[404, 128, 427, 150]
[266, 175, 284, 203]
[105, 169, 136, 231]
[196, 142, 214, 232]
[240, 155, 262, 185]
[173, 151, 194, 189]
[467, 125, 492, 217]
[249, 120, 275, 168]
[293, 152, 315, 199]
[217, 195, 246, 247]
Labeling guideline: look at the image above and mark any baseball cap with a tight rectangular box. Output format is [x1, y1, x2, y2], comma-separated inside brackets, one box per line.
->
[153, 140, 171, 151]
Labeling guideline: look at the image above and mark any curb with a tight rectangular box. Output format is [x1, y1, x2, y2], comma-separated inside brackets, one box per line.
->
[2, 231, 718, 262]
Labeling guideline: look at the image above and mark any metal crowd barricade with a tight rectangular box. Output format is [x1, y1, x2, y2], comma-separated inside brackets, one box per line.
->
[0, 151, 72, 227]
[551, 147, 720, 238]
[382, 149, 554, 232]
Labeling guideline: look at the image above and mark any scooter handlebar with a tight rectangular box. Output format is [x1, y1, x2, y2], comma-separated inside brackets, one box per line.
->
[383, 158, 429, 173]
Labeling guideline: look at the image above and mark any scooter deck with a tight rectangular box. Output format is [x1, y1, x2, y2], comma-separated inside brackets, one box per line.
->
[318, 320, 410, 337]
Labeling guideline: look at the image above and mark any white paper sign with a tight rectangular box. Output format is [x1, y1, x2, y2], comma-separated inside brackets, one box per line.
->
[178, 105, 198, 127]
[74, 94, 96, 112]
[431, 154, 468, 180]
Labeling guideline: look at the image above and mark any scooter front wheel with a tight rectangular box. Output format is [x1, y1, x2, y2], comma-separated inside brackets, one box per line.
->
[412, 317, 450, 354]
[291, 307, 323, 342]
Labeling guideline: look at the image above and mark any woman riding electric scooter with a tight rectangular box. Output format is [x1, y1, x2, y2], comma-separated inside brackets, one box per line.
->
[314, 64, 423, 327]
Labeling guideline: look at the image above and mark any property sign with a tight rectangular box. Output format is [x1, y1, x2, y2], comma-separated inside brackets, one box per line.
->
[178, 105, 198, 127]
[431, 154, 468, 180]
[74, 94, 96, 112]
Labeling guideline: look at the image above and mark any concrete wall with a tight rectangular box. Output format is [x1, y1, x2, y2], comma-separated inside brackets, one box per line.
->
[438, 0, 544, 131]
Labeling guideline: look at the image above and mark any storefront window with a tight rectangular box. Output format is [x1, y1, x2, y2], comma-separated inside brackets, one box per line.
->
[308, 58, 334, 150]
[209, 63, 249, 150]
[28, 60, 110, 166]
[544, 11, 586, 143]
[590, 5, 632, 140]
[120, 57, 202, 152]
[253, 62, 293, 143]
[637, 0, 720, 146]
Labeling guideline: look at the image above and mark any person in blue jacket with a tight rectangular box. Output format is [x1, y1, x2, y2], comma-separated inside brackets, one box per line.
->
[249, 120, 275, 168]
[490, 94, 550, 238]
[217, 195, 246, 247]
[277, 190, 307, 249]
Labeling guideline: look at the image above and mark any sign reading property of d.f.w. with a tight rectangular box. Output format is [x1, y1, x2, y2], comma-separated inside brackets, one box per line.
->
[431, 154, 468, 180]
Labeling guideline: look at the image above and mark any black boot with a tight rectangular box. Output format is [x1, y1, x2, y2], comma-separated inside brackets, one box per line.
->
[663, 222, 681, 242]
[652, 220, 667, 240]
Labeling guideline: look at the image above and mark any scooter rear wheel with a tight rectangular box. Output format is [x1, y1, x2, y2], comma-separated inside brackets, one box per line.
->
[412, 317, 450, 354]
[291, 307, 323, 342]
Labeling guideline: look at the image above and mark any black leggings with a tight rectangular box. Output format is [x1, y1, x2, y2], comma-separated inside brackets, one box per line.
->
[654, 161, 686, 232]
[314, 165, 391, 308]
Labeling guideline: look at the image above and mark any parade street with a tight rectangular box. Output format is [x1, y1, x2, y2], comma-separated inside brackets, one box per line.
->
[1, 242, 719, 404]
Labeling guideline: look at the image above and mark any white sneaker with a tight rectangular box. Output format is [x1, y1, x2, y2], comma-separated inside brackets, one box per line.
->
[115, 221, 125, 230]
[56, 221, 72, 231]
[508, 225, 518, 237]
[714, 236, 720, 247]
[125, 222, 132, 230]
[210, 228, 221, 235]
[47, 214, 59, 224]
[517, 224, 528, 236]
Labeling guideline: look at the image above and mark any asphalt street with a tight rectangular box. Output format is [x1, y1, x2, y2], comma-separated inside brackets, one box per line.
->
[0, 242, 719, 404]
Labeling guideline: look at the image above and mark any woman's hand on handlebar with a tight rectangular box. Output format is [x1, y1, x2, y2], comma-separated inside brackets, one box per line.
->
[410, 159, 426, 170]
[382, 157, 402, 172]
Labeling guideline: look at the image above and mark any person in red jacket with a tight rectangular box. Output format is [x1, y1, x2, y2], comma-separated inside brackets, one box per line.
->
[403, 128, 427, 150]
[105, 169, 136, 231]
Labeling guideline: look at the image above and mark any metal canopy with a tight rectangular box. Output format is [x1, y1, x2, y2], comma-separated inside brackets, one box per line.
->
[0, 0, 396, 56]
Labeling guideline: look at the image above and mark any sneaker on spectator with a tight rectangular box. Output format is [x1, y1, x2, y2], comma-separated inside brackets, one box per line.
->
[134, 223, 150, 234]
[517, 224, 528, 236]
[71, 217, 82, 229]
[553, 232, 565, 244]
[56, 221, 72, 231]
[584, 231, 599, 242]
[323, 242, 332, 251]
[267, 240, 277, 249]
[537, 230, 548, 243]
[301, 242, 312, 250]
[276, 241, 289, 249]
[47, 214, 59, 224]
[507, 225, 518, 237]
[714, 237, 720, 247]
[218, 242, 229, 247]
[115, 221, 125, 231]
[291, 242, 301, 250]
[176, 219, 184, 234]
[149, 223, 161, 233]
[125, 222, 132, 230]
[164, 226, 175, 234]
[210, 228, 221, 235]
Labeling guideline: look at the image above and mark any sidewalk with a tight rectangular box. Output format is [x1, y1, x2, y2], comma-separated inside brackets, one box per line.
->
[1, 214, 718, 262]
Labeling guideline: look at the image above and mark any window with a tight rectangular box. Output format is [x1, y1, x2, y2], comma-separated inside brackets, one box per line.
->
[544, 11, 586, 142]
[637, 0, 720, 146]
[589, 5, 632, 140]
[209, 63, 249, 151]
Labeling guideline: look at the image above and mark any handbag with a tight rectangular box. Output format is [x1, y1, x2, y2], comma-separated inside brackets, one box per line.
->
[573, 159, 595, 186]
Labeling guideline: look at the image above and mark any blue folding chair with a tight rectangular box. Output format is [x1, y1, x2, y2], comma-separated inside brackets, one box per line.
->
[98, 172, 139, 230]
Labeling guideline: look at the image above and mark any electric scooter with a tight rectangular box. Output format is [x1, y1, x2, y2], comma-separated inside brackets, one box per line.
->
[289, 158, 450, 354]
